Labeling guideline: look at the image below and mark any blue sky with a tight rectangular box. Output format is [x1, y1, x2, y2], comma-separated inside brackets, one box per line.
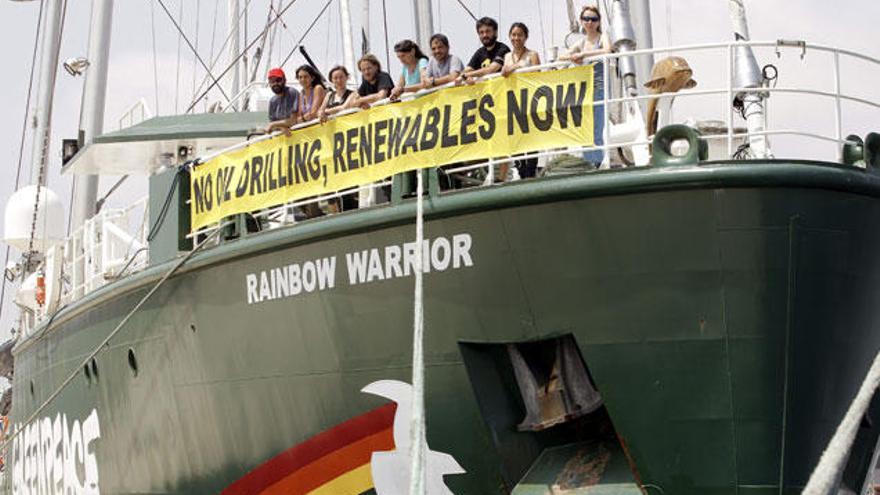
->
[0, 0, 878, 343]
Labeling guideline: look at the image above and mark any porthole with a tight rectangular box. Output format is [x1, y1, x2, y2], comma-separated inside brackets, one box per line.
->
[127, 348, 139, 377]
[90, 358, 99, 382]
[84, 364, 92, 385]
[29, 381, 34, 397]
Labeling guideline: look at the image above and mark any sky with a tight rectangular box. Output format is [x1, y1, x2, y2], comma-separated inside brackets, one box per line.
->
[0, 0, 878, 343]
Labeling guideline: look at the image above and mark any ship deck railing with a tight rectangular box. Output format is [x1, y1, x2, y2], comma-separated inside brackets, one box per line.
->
[19, 197, 149, 337]
[185, 39, 880, 241]
[22, 39, 880, 334]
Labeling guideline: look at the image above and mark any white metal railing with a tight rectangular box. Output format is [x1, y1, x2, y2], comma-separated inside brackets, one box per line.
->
[185, 40, 880, 242]
[20, 197, 149, 335]
[117, 98, 153, 130]
[17, 40, 878, 331]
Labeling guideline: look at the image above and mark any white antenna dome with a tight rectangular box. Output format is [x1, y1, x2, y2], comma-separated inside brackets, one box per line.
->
[3, 185, 65, 253]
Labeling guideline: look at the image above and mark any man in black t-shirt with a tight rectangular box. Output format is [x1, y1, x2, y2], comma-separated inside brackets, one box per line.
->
[459, 17, 510, 84]
[354, 54, 395, 109]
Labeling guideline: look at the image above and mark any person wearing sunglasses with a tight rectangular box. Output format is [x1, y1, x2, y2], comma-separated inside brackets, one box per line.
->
[265, 67, 302, 133]
[559, 5, 611, 168]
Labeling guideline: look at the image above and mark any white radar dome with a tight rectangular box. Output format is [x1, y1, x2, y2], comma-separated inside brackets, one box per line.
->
[3, 185, 65, 253]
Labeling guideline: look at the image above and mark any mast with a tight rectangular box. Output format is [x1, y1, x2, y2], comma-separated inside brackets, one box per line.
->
[361, 0, 370, 55]
[28, 0, 64, 187]
[71, 0, 114, 228]
[564, 0, 578, 35]
[728, 0, 772, 158]
[227, 0, 241, 109]
[412, 0, 433, 51]
[339, 0, 356, 76]
[628, 0, 654, 92]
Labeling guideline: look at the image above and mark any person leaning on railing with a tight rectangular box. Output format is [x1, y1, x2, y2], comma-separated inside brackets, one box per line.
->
[318, 66, 359, 212]
[390, 40, 429, 102]
[318, 65, 357, 122]
[424, 33, 467, 189]
[264, 67, 302, 134]
[558, 5, 611, 168]
[424, 34, 465, 88]
[352, 54, 395, 110]
[502, 22, 541, 180]
[295, 65, 327, 123]
[457, 16, 510, 85]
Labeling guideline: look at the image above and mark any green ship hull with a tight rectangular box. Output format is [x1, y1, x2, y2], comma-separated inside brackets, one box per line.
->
[6, 161, 880, 494]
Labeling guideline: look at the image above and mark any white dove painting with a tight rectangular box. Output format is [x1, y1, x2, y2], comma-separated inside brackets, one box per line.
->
[361, 380, 466, 495]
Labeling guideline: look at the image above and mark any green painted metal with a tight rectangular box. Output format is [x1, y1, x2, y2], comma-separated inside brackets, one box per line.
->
[650, 124, 708, 167]
[865, 133, 880, 171]
[148, 167, 192, 265]
[6, 160, 880, 494]
[94, 112, 268, 144]
[842, 135, 865, 166]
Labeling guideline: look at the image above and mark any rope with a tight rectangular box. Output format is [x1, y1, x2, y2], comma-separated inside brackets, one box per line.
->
[278, 0, 332, 67]
[408, 171, 427, 495]
[185, 0, 300, 114]
[154, 0, 231, 106]
[0, 222, 227, 453]
[0, 0, 46, 334]
[803, 350, 880, 494]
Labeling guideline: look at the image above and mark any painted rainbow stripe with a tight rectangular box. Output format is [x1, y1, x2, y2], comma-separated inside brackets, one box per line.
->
[222, 403, 397, 495]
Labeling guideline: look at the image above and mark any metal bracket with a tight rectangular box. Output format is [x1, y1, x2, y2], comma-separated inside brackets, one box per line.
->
[776, 39, 807, 60]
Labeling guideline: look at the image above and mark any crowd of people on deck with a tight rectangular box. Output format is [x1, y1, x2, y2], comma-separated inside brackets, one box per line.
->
[264, 5, 612, 185]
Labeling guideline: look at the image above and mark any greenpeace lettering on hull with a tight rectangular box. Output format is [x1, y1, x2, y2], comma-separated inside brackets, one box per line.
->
[10, 409, 101, 494]
[245, 233, 474, 305]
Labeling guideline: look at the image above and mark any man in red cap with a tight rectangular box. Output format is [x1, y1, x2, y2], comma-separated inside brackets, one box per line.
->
[265, 67, 301, 132]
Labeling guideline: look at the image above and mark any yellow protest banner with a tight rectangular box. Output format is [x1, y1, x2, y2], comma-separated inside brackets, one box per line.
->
[190, 64, 594, 230]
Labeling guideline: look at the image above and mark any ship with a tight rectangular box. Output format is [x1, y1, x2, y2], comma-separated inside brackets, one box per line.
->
[1, 0, 879, 494]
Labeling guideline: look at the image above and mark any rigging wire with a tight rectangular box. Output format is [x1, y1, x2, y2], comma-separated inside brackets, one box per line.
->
[0, 0, 47, 334]
[265, 0, 282, 68]
[185, 0, 275, 113]
[323, 0, 332, 68]
[536, 0, 547, 57]
[191, 0, 202, 102]
[191, 0, 255, 110]
[149, 0, 161, 115]
[435, 0, 441, 32]
[248, 2, 279, 84]
[0, 220, 228, 454]
[278, 0, 332, 67]
[174, 0, 183, 113]
[25, 0, 69, 269]
[184, 0, 308, 114]
[154, 0, 231, 105]
[381, 0, 390, 69]
[452, 0, 477, 22]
